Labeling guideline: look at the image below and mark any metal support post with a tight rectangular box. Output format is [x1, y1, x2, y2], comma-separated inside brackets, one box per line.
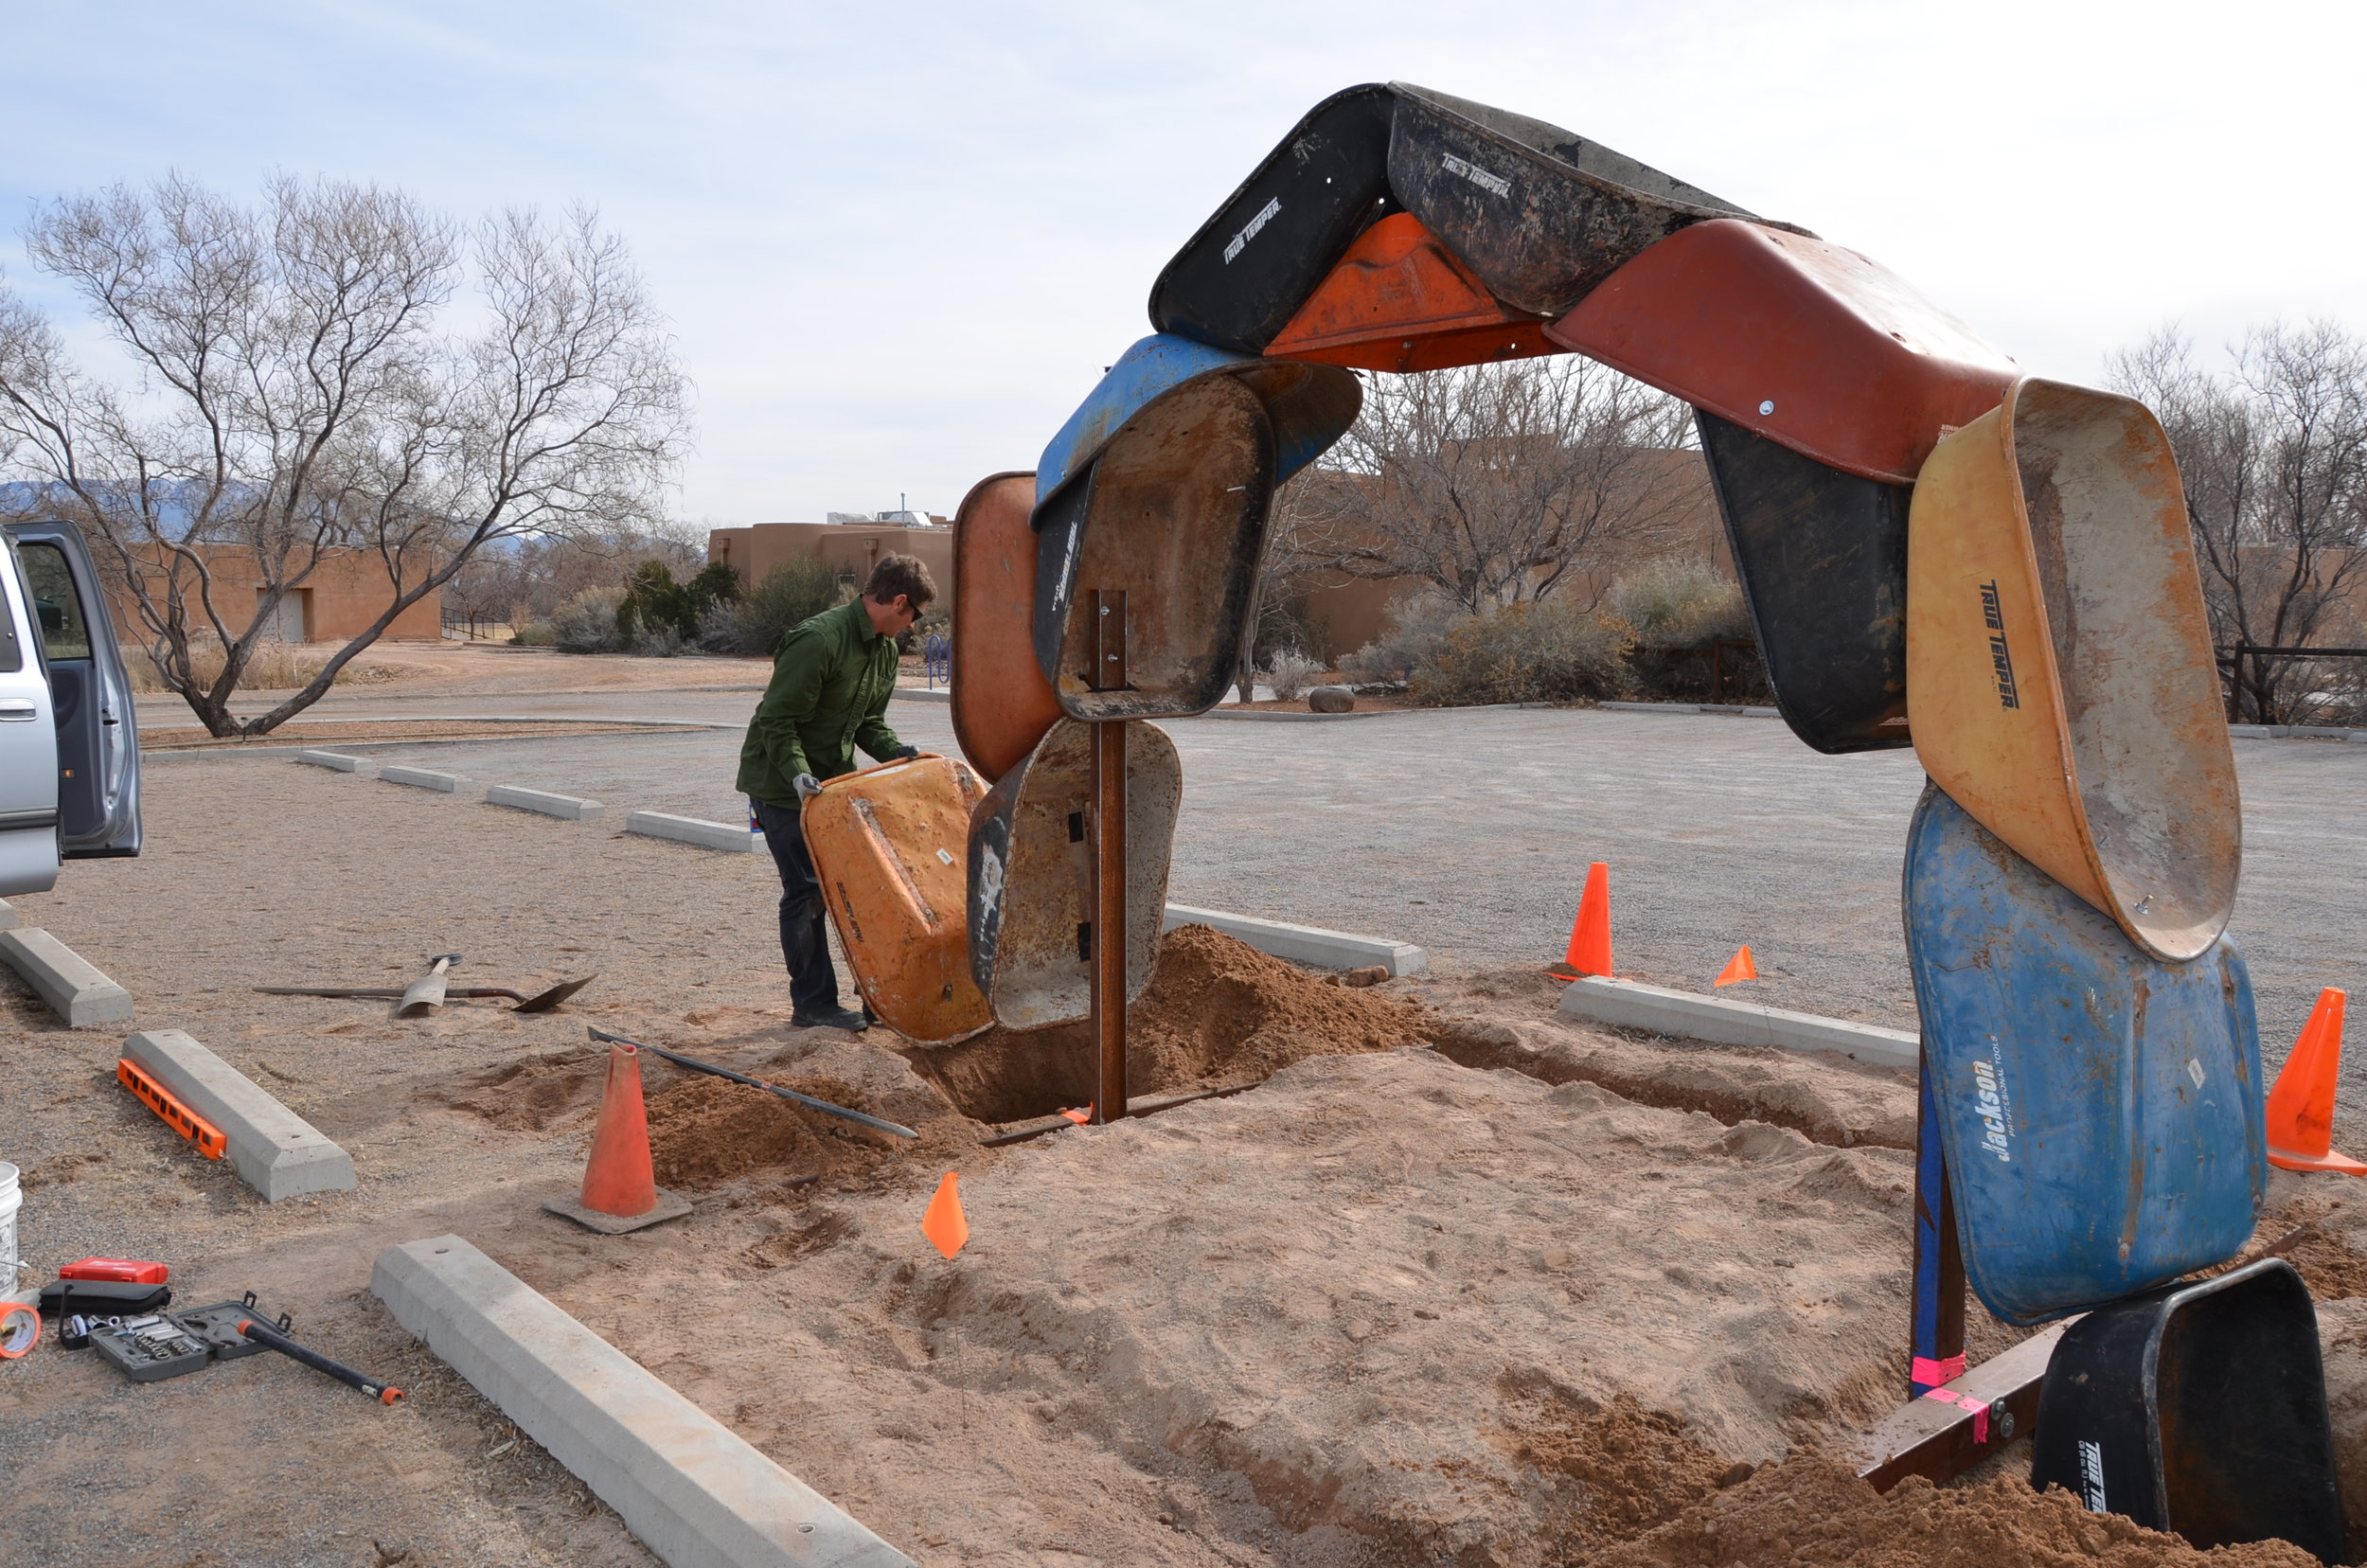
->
[1910, 1060, 1967, 1397]
[1089, 589, 1129, 1124]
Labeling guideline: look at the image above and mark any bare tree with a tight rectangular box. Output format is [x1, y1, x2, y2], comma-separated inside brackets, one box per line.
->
[1282, 357, 1696, 616]
[0, 174, 687, 736]
[2110, 321, 2367, 722]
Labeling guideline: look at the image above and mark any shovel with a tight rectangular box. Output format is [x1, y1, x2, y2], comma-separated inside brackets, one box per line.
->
[399, 953, 464, 1016]
[256, 974, 596, 1013]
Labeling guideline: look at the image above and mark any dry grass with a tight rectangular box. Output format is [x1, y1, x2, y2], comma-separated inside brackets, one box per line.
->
[120, 640, 405, 694]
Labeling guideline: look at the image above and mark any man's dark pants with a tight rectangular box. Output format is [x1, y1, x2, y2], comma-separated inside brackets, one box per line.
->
[751, 797, 841, 1018]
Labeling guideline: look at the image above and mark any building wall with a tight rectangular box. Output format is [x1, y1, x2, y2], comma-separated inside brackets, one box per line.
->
[707, 524, 954, 611]
[104, 545, 444, 644]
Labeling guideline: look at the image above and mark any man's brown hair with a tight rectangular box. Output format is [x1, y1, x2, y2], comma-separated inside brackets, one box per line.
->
[863, 553, 936, 610]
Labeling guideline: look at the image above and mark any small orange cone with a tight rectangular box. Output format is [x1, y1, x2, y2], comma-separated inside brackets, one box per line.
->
[922, 1172, 970, 1258]
[1556, 863, 1611, 978]
[2267, 988, 2367, 1175]
[1714, 946, 1758, 988]
[542, 1042, 691, 1232]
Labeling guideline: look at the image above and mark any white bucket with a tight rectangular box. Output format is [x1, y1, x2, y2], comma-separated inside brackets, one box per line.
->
[0, 1162, 19, 1292]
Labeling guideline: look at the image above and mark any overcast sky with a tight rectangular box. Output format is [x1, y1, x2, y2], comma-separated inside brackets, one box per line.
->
[5, 0, 2361, 525]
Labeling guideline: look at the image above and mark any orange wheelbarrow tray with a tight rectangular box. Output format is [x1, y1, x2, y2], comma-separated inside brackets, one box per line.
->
[1906, 378, 2239, 962]
[1265, 210, 1559, 375]
[951, 471, 1061, 784]
[802, 754, 993, 1043]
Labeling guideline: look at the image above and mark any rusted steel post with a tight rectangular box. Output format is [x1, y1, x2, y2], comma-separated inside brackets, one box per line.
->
[1910, 1061, 1967, 1399]
[1089, 590, 1129, 1124]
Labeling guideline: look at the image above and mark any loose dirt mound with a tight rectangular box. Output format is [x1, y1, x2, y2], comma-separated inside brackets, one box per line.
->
[1493, 1389, 1736, 1553]
[1593, 1455, 2321, 1566]
[442, 1050, 604, 1131]
[646, 1077, 886, 1188]
[903, 923, 1435, 1122]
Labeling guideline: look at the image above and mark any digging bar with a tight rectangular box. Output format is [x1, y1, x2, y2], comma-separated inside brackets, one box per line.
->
[398, 953, 464, 1017]
[585, 1026, 919, 1140]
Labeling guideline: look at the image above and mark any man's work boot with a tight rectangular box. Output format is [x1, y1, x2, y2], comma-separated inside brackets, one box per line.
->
[792, 1003, 870, 1033]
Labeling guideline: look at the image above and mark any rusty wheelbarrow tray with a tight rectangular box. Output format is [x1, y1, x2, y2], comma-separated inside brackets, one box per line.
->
[1908, 378, 2240, 961]
[801, 753, 991, 1044]
[1264, 210, 1560, 374]
[1148, 83, 1399, 354]
[1032, 338, 1358, 722]
[1386, 81, 1779, 320]
[968, 718, 1180, 1031]
[1547, 218, 2018, 487]
[1696, 410, 1912, 754]
[951, 471, 1062, 783]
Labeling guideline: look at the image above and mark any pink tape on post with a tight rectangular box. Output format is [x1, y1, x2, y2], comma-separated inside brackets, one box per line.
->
[1911, 1354, 1967, 1388]
[1919, 1386, 1990, 1443]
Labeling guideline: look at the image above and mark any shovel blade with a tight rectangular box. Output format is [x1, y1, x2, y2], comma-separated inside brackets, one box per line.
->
[510, 975, 596, 1013]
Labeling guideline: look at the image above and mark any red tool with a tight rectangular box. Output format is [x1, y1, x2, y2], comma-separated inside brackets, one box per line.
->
[59, 1257, 169, 1284]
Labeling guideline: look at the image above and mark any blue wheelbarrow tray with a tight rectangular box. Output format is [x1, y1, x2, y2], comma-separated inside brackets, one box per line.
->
[1903, 784, 2265, 1326]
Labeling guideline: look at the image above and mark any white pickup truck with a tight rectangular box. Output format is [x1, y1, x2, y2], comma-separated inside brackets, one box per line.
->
[0, 520, 142, 894]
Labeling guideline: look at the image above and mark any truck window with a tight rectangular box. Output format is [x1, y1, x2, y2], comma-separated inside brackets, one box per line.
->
[18, 543, 92, 660]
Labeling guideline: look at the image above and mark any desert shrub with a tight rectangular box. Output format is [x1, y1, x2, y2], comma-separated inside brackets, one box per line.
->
[618, 560, 739, 651]
[1340, 594, 1467, 685]
[1612, 562, 1751, 648]
[551, 587, 627, 653]
[708, 555, 842, 657]
[121, 639, 400, 694]
[1260, 649, 1327, 701]
[511, 619, 557, 647]
[1411, 599, 1631, 706]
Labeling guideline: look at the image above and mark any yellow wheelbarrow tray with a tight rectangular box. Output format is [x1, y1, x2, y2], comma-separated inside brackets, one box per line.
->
[1906, 377, 2239, 962]
[802, 754, 993, 1043]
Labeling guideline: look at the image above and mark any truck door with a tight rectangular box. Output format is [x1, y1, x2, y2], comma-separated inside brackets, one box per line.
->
[0, 536, 61, 894]
[6, 522, 142, 858]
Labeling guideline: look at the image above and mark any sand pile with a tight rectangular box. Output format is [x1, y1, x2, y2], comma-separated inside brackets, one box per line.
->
[904, 923, 1436, 1121]
[441, 1048, 606, 1131]
[1593, 1456, 2322, 1567]
[644, 1073, 951, 1189]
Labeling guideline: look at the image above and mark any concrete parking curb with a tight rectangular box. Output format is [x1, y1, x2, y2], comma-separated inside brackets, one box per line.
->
[296, 749, 364, 772]
[1557, 975, 1918, 1070]
[123, 1029, 357, 1201]
[1164, 905, 1429, 977]
[379, 765, 475, 793]
[488, 785, 605, 821]
[0, 897, 15, 930]
[373, 1236, 915, 1568]
[0, 928, 133, 1027]
[627, 811, 763, 852]
[1597, 701, 1783, 719]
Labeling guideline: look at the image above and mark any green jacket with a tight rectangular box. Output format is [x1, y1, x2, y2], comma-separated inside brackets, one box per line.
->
[736, 598, 906, 807]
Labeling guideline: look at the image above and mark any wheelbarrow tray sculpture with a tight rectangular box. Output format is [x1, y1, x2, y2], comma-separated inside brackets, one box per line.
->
[968, 719, 1181, 1031]
[1697, 410, 1912, 753]
[1547, 218, 2017, 486]
[1908, 378, 2240, 962]
[2031, 1259, 2344, 1560]
[803, 754, 992, 1043]
[1386, 81, 1770, 319]
[1904, 784, 2266, 1327]
[1264, 211, 1558, 374]
[1033, 352, 1355, 721]
[1148, 83, 1399, 354]
[952, 471, 1061, 783]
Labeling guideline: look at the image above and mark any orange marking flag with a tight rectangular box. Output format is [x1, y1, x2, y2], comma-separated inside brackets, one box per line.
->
[1713, 946, 1758, 988]
[921, 1172, 970, 1258]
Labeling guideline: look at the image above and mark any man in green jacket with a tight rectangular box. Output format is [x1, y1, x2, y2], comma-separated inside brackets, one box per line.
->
[736, 553, 934, 1031]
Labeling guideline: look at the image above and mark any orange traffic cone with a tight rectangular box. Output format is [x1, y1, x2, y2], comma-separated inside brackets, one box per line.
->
[922, 1172, 969, 1259]
[542, 1042, 693, 1232]
[2267, 988, 2367, 1175]
[1552, 863, 1611, 979]
[1714, 946, 1757, 988]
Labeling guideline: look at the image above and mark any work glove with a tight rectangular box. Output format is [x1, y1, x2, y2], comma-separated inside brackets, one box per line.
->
[792, 773, 823, 800]
[889, 745, 921, 762]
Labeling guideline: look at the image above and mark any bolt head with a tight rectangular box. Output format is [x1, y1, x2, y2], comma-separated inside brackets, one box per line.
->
[1758, 400, 1776, 417]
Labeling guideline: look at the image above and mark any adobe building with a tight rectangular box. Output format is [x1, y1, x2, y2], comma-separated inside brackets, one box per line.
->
[705, 521, 955, 612]
[104, 545, 444, 643]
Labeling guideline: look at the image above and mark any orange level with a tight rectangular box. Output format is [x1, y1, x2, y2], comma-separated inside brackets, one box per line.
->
[116, 1059, 227, 1160]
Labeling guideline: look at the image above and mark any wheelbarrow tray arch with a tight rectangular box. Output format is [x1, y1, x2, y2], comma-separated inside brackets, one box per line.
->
[1386, 81, 1773, 319]
[803, 754, 992, 1043]
[1907, 378, 2239, 962]
[1148, 83, 1399, 354]
[1548, 219, 2017, 486]
[951, 471, 1061, 783]
[1903, 784, 2265, 1327]
[1697, 410, 1911, 754]
[968, 718, 1180, 1031]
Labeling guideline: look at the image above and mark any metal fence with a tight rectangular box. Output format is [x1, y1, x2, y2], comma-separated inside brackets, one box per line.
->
[2216, 643, 2367, 724]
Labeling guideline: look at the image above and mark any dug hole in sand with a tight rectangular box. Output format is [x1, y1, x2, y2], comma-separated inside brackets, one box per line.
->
[524, 927, 2364, 1565]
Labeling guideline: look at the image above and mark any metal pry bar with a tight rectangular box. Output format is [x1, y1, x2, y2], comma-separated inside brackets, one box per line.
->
[585, 1025, 919, 1140]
